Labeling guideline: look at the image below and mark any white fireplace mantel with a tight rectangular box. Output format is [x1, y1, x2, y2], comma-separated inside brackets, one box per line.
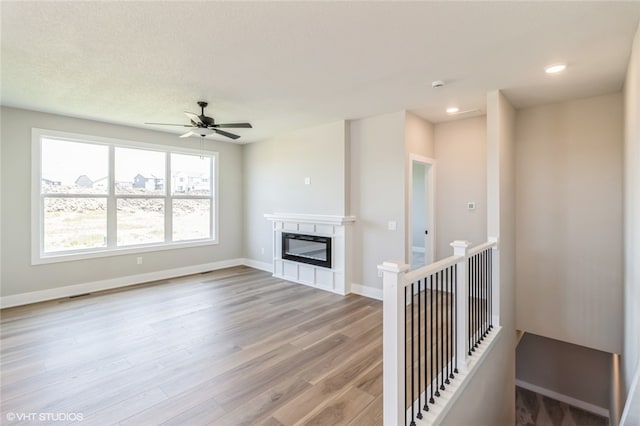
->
[265, 213, 355, 295]
[265, 213, 356, 226]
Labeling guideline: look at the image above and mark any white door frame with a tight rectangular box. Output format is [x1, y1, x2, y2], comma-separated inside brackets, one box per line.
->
[408, 154, 436, 268]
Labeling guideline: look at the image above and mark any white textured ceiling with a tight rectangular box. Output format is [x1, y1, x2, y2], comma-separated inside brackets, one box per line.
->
[2, 1, 639, 143]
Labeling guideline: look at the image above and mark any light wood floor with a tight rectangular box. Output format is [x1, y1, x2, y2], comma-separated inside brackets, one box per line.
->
[0, 266, 385, 425]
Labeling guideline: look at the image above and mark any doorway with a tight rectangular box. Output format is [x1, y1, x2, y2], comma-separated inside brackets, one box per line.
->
[409, 155, 435, 269]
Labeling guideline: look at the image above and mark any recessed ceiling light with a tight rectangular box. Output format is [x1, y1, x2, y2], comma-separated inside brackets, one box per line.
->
[446, 107, 459, 114]
[545, 64, 567, 74]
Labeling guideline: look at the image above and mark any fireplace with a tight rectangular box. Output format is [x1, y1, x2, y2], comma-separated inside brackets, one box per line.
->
[266, 213, 355, 295]
[282, 233, 332, 269]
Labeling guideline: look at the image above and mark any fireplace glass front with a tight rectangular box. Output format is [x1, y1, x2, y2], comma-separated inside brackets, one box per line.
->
[282, 233, 332, 268]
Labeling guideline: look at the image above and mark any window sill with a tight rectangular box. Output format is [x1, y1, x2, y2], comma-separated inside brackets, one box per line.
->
[32, 239, 218, 265]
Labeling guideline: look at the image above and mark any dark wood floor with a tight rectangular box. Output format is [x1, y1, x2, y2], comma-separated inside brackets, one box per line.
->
[0, 266, 385, 425]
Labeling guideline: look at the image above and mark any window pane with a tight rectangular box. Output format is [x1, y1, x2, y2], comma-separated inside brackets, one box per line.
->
[173, 199, 211, 241]
[171, 154, 212, 195]
[41, 139, 108, 194]
[44, 198, 107, 252]
[115, 147, 165, 195]
[117, 199, 165, 246]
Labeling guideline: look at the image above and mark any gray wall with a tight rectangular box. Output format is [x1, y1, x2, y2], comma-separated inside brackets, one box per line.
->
[622, 21, 640, 426]
[515, 93, 624, 355]
[434, 116, 487, 259]
[517, 333, 611, 409]
[242, 120, 348, 266]
[0, 107, 244, 297]
[441, 91, 517, 425]
[350, 111, 406, 290]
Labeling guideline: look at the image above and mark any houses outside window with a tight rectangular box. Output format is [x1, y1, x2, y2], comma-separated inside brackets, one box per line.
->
[32, 129, 217, 264]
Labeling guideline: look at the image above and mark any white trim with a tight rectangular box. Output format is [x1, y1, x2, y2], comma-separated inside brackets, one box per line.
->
[0, 258, 244, 309]
[408, 154, 436, 267]
[619, 357, 640, 426]
[31, 128, 219, 265]
[242, 258, 273, 273]
[2, 259, 376, 309]
[34, 239, 220, 265]
[350, 283, 383, 300]
[264, 213, 356, 226]
[516, 379, 610, 419]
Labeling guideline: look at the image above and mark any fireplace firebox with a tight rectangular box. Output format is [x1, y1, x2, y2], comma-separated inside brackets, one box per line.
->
[282, 233, 332, 269]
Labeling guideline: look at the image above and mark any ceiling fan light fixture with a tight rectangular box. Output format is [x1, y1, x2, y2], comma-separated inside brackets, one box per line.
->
[545, 63, 567, 74]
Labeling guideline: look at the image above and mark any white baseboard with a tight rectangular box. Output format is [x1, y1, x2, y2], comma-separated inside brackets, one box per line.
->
[0, 258, 245, 309]
[350, 283, 382, 301]
[516, 379, 610, 419]
[1, 259, 372, 309]
[242, 258, 273, 273]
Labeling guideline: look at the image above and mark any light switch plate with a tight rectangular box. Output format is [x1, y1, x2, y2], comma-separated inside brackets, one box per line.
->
[388, 221, 397, 231]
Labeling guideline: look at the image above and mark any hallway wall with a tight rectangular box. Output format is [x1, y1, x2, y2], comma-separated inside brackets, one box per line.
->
[515, 93, 624, 355]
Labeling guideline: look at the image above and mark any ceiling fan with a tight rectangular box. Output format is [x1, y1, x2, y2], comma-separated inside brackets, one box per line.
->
[145, 101, 252, 140]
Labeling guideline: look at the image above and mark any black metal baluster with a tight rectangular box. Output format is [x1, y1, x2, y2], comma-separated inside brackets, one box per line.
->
[417, 280, 423, 420]
[429, 274, 435, 405]
[489, 248, 493, 331]
[480, 251, 485, 341]
[475, 254, 480, 350]
[424, 278, 429, 412]
[468, 258, 472, 356]
[472, 255, 475, 349]
[439, 270, 445, 392]
[449, 266, 455, 379]
[410, 282, 416, 426]
[471, 256, 476, 352]
[404, 286, 408, 426]
[484, 250, 488, 337]
[434, 272, 441, 398]
[454, 265, 459, 374]
[445, 267, 450, 385]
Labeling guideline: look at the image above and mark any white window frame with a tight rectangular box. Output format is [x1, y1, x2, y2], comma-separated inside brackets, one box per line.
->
[31, 128, 219, 265]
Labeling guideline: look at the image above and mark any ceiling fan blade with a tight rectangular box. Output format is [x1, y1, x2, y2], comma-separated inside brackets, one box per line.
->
[145, 122, 195, 127]
[184, 111, 203, 125]
[212, 123, 253, 129]
[214, 129, 241, 140]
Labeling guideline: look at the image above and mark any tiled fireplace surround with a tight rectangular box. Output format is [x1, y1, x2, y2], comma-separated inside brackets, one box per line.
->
[265, 213, 355, 295]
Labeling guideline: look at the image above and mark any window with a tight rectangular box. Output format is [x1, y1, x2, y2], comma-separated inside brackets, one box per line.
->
[32, 129, 217, 264]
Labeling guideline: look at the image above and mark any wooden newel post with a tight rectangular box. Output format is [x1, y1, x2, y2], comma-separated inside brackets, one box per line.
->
[378, 260, 410, 426]
[450, 240, 471, 373]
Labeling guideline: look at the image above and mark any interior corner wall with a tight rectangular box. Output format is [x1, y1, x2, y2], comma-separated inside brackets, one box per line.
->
[440, 91, 516, 426]
[515, 92, 624, 355]
[242, 120, 348, 266]
[0, 107, 244, 298]
[350, 111, 406, 291]
[433, 116, 487, 260]
[405, 111, 434, 158]
[622, 21, 640, 425]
